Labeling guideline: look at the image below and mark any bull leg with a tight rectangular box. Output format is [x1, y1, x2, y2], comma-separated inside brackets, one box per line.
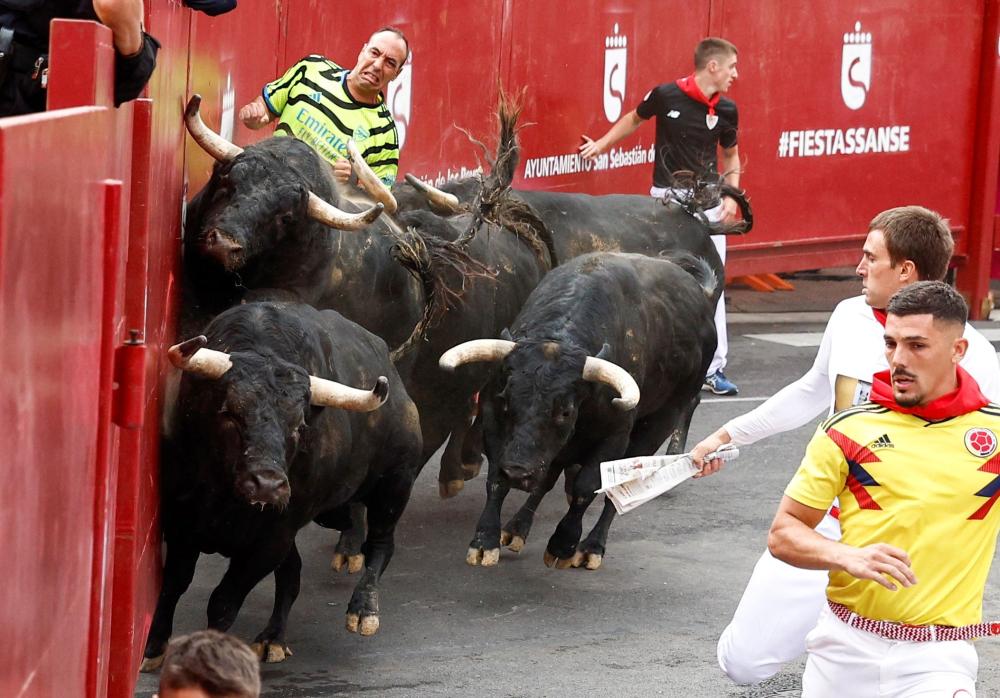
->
[577, 497, 619, 570]
[250, 542, 302, 663]
[459, 412, 485, 480]
[331, 502, 366, 574]
[544, 441, 627, 570]
[346, 466, 417, 637]
[467, 461, 510, 567]
[436, 397, 479, 498]
[140, 540, 201, 672]
[206, 535, 293, 635]
[500, 464, 563, 553]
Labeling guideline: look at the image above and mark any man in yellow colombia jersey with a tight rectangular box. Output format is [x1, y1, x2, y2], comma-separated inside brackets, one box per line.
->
[239, 26, 407, 188]
[769, 281, 1000, 697]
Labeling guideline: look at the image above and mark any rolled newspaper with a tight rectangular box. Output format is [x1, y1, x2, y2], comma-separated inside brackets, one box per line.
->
[596, 444, 739, 514]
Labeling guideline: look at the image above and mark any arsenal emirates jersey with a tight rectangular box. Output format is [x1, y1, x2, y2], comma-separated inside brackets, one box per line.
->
[263, 55, 400, 186]
[786, 403, 1000, 626]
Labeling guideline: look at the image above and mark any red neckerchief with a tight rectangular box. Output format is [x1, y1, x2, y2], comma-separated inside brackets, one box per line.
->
[676, 73, 720, 116]
[872, 308, 887, 327]
[870, 366, 989, 420]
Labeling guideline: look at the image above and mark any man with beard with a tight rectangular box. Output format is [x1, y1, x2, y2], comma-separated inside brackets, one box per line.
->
[691, 205, 1000, 684]
[769, 280, 1000, 696]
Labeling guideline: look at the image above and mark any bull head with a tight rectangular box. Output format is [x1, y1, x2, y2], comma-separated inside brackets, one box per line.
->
[439, 338, 640, 410]
[184, 94, 384, 231]
[169, 335, 390, 509]
[168, 335, 390, 412]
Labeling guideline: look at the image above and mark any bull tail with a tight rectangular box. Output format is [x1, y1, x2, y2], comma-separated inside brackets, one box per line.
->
[387, 213, 497, 362]
[492, 84, 527, 189]
[662, 252, 719, 300]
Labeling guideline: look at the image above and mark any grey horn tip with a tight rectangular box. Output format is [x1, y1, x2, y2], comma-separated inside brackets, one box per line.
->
[176, 335, 208, 359]
[185, 94, 202, 117]
[373, 376, 390, 404]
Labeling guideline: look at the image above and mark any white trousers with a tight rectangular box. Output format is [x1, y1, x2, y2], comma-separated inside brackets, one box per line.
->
[801, 605, 978, 697]
[717, 511, 842, 684]
[649, 186, 728, 374]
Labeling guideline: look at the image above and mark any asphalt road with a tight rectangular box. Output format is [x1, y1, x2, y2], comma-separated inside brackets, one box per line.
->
[135, 278, 1000, 698]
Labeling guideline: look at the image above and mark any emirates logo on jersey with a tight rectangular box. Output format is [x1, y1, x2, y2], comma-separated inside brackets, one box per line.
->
[965, 428, 998, 457]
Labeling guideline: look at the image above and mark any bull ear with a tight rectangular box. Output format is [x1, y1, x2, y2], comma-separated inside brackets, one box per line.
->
[500, 327, 514, 342]
[595, 342, 612, 361]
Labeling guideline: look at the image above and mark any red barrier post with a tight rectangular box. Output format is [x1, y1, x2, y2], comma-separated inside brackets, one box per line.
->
[960, 0, 1000, 319]
[47, 19, 114, 110]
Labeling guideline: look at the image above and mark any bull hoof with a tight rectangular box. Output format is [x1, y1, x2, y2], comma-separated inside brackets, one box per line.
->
[584, 553, 604, 570]
[466, 546, 500, 566]
[139, 654, 164, 673]
[500, 530, 525, 552]
[346, 612, 380, 635]
[439, 479, 464, 499]
[251, 641, 293, 663]
[332, 552, 364, 573]
[360, 615, 380, 636]
[543, 550, 580, 569]
[461, 459, 483, 481]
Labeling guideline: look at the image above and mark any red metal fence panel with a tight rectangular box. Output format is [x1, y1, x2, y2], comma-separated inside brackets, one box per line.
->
[0, 104, 130, 696]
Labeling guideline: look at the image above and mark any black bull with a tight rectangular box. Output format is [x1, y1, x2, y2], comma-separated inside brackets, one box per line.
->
[143, 301, 422, 667]
[181, 97, 743, 503]
[441, 253, 717, 570]
[181, 131, 548, 500]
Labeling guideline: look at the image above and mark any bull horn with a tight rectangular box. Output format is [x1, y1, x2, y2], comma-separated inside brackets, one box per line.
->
[310, 375, 389, 412]
[439, 339, 516, 370]
[582, 357, 640, 411]
[184, 94, 244, 162]
[347, 139, 398, 214]
[404, 173, 462, 214]
[307, 193, 384, 230]
[167, 338, 233, 379]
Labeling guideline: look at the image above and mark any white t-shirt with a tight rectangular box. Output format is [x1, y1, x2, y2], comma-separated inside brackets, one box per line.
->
[725, 295, 1000, 446]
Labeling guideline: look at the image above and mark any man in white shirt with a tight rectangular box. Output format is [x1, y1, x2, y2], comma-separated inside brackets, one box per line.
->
[690, 205, 1000, 685]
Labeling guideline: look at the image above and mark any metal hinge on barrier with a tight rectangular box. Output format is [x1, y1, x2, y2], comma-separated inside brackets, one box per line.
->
[112, 329, 147, 429]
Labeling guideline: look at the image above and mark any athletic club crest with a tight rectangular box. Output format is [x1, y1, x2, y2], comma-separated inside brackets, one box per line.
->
[386, 50, 412, 148]
[965, 428, 998, 457]
[841, 21, 872, 110]
[603, 24, 628, 123]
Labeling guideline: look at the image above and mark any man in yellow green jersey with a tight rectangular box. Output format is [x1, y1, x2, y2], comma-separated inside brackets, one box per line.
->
[769, 280, 1000, 697]
[239, 26, 407, 187]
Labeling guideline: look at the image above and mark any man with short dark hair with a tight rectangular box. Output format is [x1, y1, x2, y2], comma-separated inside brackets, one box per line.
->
[692, 205, 1000, 685]
[239, 26, 408, 187]
[579, 37, 742, 395]
[769, 280, 1000, 696]
[155, 630, 260, 698]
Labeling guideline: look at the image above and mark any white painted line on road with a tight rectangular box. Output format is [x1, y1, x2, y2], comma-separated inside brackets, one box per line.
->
[729, 311, 832, 324]
[701, 396, 770, 404]
[745, 332, 824, 347]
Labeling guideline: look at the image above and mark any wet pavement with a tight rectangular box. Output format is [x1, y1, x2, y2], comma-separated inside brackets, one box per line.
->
[135, 269, 1000, 697]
